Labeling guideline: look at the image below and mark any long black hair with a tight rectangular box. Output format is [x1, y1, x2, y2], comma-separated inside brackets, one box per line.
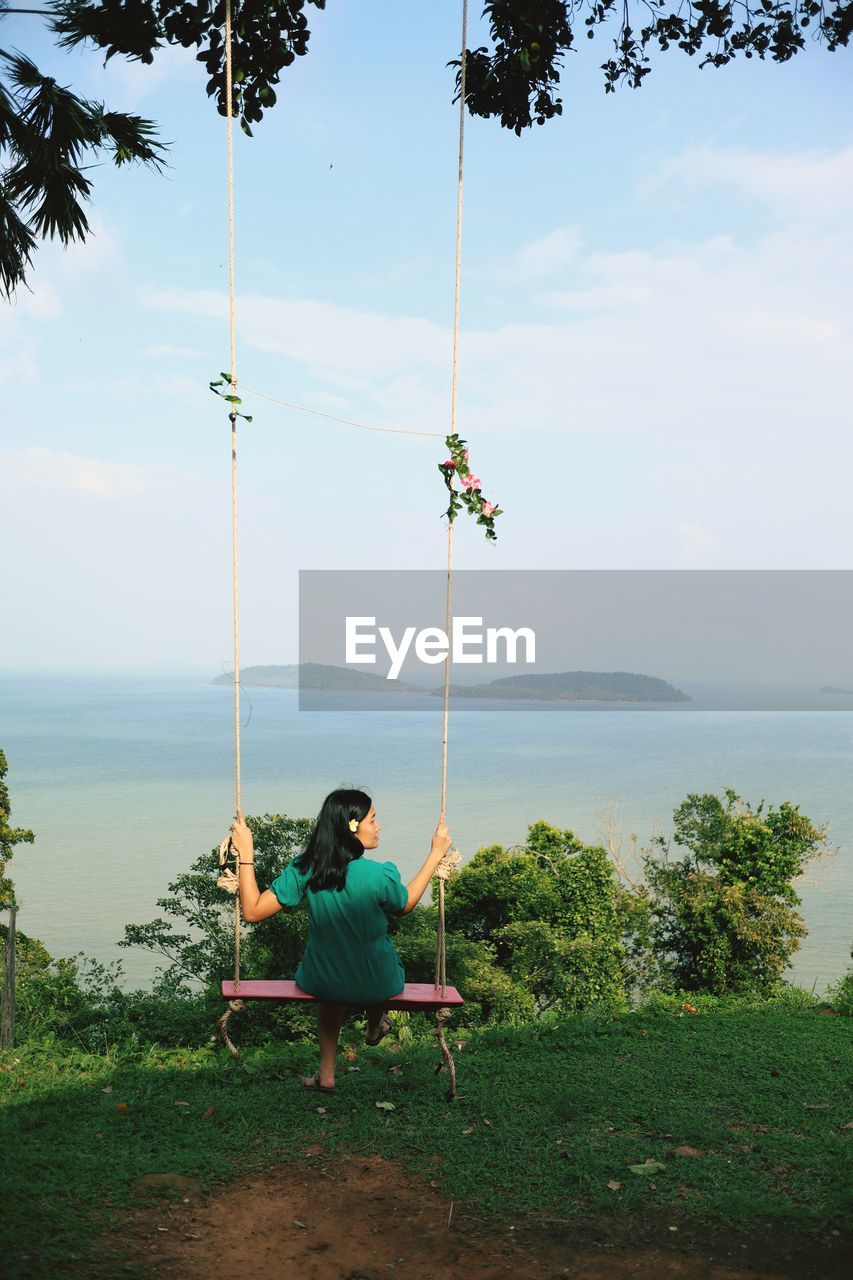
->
[295, 788, 371, 892]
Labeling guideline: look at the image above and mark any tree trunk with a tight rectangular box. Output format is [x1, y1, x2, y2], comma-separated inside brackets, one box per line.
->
[1, 905, 16, 1049]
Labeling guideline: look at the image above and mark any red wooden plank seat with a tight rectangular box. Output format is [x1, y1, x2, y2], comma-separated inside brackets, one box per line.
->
[221, 979, 463, 1010]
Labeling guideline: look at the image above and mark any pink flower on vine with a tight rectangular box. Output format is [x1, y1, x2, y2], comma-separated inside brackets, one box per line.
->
[464, 446, 470, 463]
[482, 501, 496, 517]
[443, 459, 456, 470]
[461, 474, 481, 490]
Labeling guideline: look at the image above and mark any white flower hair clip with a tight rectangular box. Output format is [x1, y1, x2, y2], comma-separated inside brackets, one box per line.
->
[349, 819, 359, 833]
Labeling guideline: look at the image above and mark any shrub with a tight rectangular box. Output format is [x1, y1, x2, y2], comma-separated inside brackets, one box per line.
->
[117, 814, 626, 1035]
[643, 789, 827, 995]
[821, 948, 853, 1015]
[121, 813, 313, 993]
[444, 820, 626, 1013]
[11, 930, 93, 1041]
[0, 747, 34, 910]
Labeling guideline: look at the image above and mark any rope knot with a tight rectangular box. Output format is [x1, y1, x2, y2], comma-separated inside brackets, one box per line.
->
[434, 846, 461, 881]
[217, 835, 239, 893]
[433, 1006, 458, 1101]
[215, 997, 245, 1060]
[217, 868, 239, 894]
[433, 1007, 452, 1032]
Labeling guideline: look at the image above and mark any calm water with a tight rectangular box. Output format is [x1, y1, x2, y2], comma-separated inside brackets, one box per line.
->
[1, 675, 851, 991]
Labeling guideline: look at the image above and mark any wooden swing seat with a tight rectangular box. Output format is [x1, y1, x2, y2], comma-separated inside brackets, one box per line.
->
[221, 979, 463, 1010]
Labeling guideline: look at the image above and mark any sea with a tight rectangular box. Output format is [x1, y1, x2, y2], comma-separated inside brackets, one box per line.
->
[1, 674, 851, 992]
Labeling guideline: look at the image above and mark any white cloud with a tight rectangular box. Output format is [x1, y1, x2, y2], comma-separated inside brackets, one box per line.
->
[665, 145, 853, 220]
[678, 521, 723, 562]
[0, 344, 38, 388]
[145, 287, 449, 410]
[147, 344, 208, 360]
[155, 374, 210, 405]
[0, 281, 61, 386]
[101, 42, 203, 106]
[141, 142, 853, 573]
[56, 219, 121, 279]
[309, 390, 358, 413]
[11, 282, 62, 322]
[1, 444, 226, 670]
[146, 204, 853, 455]
[1, 447, 184, 501]
[516, 226, 583, 278]
[58, 372, 209, 408]
[542, 283, 652, 312]
[0, 221, 118, 389]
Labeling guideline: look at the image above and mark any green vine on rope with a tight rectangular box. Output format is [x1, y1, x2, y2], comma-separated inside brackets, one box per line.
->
[438, 434, 503, 541]
[210, 372, 253, 423]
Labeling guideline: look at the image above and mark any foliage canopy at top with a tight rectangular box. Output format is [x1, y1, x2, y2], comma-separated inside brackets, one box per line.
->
[1, 0, 850, 291]
[48, 0, 853, 134]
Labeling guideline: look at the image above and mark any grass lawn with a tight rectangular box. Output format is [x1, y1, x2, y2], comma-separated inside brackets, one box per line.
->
[1, 1002, 851, 1277]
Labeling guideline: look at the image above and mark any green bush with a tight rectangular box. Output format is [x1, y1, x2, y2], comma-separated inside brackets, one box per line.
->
[822, 952, 853, 1015]
[121, 813, 313, 992]
[643, 789, 827, 995]
[10, 789, 836, 1052]
[392, 906, 537, 1024]
[113, 814, 626, 1036]
[0, 747, 34, 910]
[11, 930, 93, 1040]
[443, 820, 626, 1014]
[613, 882, 666, 998]
[12, 945, 215, 1050]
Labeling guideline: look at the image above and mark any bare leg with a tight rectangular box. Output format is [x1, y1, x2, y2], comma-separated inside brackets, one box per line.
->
[313, 1002, 347, 1088]
[365, 1003, 391, 1045]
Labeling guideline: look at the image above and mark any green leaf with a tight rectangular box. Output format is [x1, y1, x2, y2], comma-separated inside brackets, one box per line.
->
[629, 1161, 665, 1175]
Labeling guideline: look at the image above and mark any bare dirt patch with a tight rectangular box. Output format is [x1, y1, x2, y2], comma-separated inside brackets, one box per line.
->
[102, 1152, 849, 1280]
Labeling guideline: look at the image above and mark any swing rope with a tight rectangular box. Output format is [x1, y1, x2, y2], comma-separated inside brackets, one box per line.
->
[435, 511, 453, 998]
[435, 0, 468, 1005]
[218, 0, 245, 1052]
[217, 1, 470, 1095]
[225, 0, 240, 825]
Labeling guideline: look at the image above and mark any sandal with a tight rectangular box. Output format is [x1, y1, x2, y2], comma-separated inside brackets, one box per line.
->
[301, 1071, 335, 1093]
[365, 1014, 392, 1047]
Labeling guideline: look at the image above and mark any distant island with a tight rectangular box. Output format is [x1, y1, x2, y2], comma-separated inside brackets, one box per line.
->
[440, 670, 691, 702]
[213, 663, 421, 693]
[820, 685, 853, 695]
[214, 665, 690, 702]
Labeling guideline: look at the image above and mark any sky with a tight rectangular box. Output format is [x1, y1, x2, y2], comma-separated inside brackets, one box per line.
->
[2, 1, 852, 673]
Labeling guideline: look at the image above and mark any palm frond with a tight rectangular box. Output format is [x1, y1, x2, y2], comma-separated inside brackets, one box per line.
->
[0, 68, 20, 150]
[49, 0, 162, 63]
[0, 48, 44, 94]
[7, 152, 92, 243]
[95, 109, 168, 169]
[26, 161, 92, 243]
[0, 46, 168, 289]
[3, 50, 102, 162]
[6, 132, 93, 198]
[0, 188, 36, 298]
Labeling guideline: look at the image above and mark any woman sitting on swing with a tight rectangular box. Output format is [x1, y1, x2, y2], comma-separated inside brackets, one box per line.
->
[230, 788, 452, 1092]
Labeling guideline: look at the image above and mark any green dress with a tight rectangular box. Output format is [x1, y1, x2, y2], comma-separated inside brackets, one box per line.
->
[270, 855, 408, 1004]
